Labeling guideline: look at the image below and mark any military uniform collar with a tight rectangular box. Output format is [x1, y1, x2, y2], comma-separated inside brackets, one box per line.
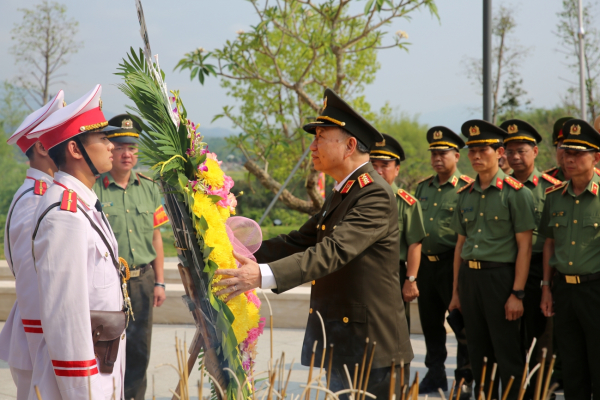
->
[564, 173, 600, 197]
[431, 169, 461, 188]
[513, 167, 541, 187]
[473, 168, 505, 193]
[101, 171, 140, 190]
[333, 161, 369, 192]
[25, 167, 53, 184]
[54, 171, 98, 207]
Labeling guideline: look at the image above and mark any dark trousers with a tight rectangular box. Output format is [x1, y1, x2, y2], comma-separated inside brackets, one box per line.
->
[553, 278, 600, 400]
[459, 263, 523, 400]
[330, 364, 410, 400]
[124, 267, 155, 400]
[522, 254, 553, 394]
[400, 262, 411, 332]
[418, 252, 471, 381]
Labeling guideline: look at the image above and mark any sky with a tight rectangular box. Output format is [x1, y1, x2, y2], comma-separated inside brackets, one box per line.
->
[0, 0, 580, 136]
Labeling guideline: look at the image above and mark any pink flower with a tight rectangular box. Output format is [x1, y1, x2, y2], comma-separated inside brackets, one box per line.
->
[199, 165, 208, 172]
[227, 192, 237, 209]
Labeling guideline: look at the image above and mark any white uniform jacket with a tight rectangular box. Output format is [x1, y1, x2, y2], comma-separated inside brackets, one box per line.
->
[0, 168, 53, 371]
[30, 171, 125, 400]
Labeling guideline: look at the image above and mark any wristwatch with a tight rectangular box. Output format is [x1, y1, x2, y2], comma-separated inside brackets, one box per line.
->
[406, 275, 417, 283]
[540, 280, 550, 288]
[511, 289, 525, 299]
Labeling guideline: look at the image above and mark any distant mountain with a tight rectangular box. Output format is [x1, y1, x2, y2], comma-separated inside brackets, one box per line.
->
[201, 126, 236, 137]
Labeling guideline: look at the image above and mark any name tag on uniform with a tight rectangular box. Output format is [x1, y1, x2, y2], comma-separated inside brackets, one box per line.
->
[461, 207, 473, 213]
[101, 202, 113, 208]
[419, 197, 428, 201]
[552, 211, 565, 217]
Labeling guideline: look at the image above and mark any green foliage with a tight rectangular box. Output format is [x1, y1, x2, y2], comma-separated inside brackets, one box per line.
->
[10, 0, 82, 107]
[175, 0, 438, 214]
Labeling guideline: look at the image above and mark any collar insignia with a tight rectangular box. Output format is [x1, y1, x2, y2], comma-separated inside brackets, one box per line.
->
[457, 181, 474, 193]
[358, 173, 374, 188]
[496, 177, 504, 190]
[592, 182, 599, 196]
[398, 189, 416, 206]
[340, 180, 355, 194]
[451, 176, 459, 187]
[507, 124, 519, 134]
[103, 176, 110, 189]
[469, 126, 480, 136]
[433, 130, 443, 140]
[532, 175, 539, 187]
[570, 124, 581, 135]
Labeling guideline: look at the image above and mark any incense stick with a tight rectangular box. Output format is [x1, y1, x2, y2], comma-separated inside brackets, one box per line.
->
[479, 357, 487, 400]
[353, 364, 359, 399]
[361, 342, 377, 400]
[34, 385, 43, 400]
[326, 344, 334, 392]
[486, 363, 497, 400]
[533, 348, 547, 400]
[540, 355, 556, 400]
[306, 341, 318, 400]
[282, 358, 295, 399]
[455, 377, 465, 400]
[500, 376, 515, 400]
[357, 338, 370, 400]
[389, 359, 396, 400]
[400, 359, 405, 390]
[448, 379, 456, 400]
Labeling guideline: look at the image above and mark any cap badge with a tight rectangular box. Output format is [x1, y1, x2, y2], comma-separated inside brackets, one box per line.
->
[570, 124, 581, 135]
[375, 140, 386, 147]
[469, 126, 480, 136]
[507, 124, 518, 134]
[433, 131, 443, 140]
[122, 119, 133, 129]
[99, 98, 103, 110]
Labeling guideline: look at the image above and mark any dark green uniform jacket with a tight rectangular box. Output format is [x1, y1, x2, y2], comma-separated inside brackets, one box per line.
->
[255, 163, 413, 369]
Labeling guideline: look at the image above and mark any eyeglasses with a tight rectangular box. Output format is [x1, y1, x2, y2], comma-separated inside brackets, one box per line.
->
[505, 149, 531, 157]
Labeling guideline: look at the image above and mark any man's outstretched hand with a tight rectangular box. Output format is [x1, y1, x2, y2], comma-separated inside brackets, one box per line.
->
[214, 251, 262, 302]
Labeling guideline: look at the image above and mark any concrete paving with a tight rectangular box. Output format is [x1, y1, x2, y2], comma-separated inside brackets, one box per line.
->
[0, 323, 563, 400]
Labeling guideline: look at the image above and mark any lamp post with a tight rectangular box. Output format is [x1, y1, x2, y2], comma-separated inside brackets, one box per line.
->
[483, 0, 492, 122]
[577, 0, 587, 120]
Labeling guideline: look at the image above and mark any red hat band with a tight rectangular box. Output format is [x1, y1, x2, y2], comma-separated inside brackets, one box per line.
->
[16, 136, 38, 153]
[39, 107, 107, 150]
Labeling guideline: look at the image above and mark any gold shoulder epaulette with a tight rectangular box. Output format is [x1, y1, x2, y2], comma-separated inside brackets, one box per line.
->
[460, 175, 474, 183]
[543, 167, 558, 174]
[137, 172, 156, 183]
[398, 189, 417, 206]
[545, 181, 567, 195]
[417, 175, 434, 185]
[457, 181, 474, 194]
[541, 174, 562, 185]
[504, 176, 523, 190]
[358, 173, 374, 188]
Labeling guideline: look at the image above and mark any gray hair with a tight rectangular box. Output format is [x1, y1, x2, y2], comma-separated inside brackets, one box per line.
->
[340, 128, 369, 154]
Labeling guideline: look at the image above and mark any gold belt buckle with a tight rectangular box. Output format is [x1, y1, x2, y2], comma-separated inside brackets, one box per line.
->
[130, 269, 141, 278]
[427, 255, 439, 262]
[565, 275, 580, 284]
[468, 260, 481, 269]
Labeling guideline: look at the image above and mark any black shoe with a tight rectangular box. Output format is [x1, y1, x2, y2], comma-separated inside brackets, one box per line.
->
[419, 371, 448, 394]
[457, 382, 472, 400]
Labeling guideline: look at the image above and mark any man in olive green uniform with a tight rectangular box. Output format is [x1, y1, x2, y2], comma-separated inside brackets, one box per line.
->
[214, 89, 412, 399]
[414, 127, 473, 395]
[501, 119, 559, 380]
[544, 117, 574, 181]
[449, 120, 536, 400]
[540, 119, 600, 400]
[370, 133, 426, 332]
[93, 115, 169, 400]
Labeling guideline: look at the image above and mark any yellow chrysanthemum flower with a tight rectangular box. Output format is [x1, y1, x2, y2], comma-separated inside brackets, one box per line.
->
[199, 158, 225, 189]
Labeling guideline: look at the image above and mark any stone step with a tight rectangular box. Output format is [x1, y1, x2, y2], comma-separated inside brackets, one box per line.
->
[0, 260, 436, 333]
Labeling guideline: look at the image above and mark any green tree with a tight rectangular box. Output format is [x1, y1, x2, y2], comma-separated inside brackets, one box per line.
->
[555, 0, 600, 121]
[176, 0, 438, 215]
[11, 0, 82, 109]
[464, 5, 531, 123]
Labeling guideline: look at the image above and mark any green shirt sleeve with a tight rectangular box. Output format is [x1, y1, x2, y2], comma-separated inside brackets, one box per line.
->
[510, 186, 537, 233]
[539, 194, 554, 239]
[403, 200, 426, 246]
[450, 194, 466, 236]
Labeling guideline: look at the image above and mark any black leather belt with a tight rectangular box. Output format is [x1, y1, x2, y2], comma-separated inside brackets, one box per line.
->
[129, 264, 151, 278]
[558, 270, 600, 285]
[425, 249, 454, 262]
[465, 260, 513, 270]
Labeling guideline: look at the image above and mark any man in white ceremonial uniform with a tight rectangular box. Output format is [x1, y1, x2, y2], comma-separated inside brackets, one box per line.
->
[26, 84, 128, 400]
[0, 91, 64, 400]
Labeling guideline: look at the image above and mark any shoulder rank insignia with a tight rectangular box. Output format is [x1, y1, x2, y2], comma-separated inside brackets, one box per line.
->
[532, 175, 539, 186]
[357, 173, 373, 188]
[60, 189, 78, 213]
[504, 176, 522, 190]
[595, 167, 600, 176]
[33, 179, 47, 196]
[543, 167, 559, 178]
[103, 175, 110, 189]
[460, 175, 474, 184]
[340, 180, 355, 194]
[137, 172, 156, 183]
[398, 189, 416, 206]
[541, 174, 561, 185]
[545, 181, 567, 195]
[417, 175, 434, 185]
[450, 176, 459, 187]
[457, 181, 474, 194]
[592, 182, 599, 196]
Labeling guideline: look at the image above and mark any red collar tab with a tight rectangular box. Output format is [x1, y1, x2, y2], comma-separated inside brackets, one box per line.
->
[592, 182, 599, 196]
[532, 175, 539, 187]
[27, 177, 48, 195]
[398, 189, 416, 206]
[496, 177, 504, 190]
[340, 180, 355, 194]
[541, 174, 561, 185]
[562, 182, 570, 195]
[103, 176, 110, 189]
[60, 189, 78, 212]
[357, 173, 374, 188]
[504, 176, 523, 190]
[450, 176, 459, 187]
